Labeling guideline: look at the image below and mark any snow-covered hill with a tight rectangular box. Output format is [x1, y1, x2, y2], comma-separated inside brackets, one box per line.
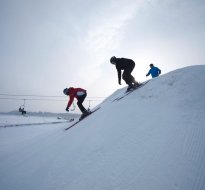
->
[0, 65, 205, 190]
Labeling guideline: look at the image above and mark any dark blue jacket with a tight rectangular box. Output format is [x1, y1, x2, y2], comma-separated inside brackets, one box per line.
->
[147, 66, 161, 78]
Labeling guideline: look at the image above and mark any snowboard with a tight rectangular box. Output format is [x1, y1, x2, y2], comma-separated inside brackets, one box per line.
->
[65, 107, 101, 131]
[113, 80, 150, 102]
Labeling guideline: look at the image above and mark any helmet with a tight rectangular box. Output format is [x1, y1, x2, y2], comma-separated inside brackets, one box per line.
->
[110, 56, 116, 64]
[63, 88, 68, 95]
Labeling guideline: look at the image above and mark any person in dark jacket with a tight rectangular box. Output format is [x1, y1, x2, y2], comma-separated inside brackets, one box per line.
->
[110, 56, 139, 91]
[146, 63, 161, 78]
[63, 87, 90, 117]
[19, 107, 26, 115]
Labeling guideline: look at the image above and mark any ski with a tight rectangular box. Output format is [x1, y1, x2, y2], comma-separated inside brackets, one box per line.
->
[65, 107, 101, 131]
[113, 80, 150, 102]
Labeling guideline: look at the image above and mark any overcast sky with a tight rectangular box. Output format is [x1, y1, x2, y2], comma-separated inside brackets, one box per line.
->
[0, 0, 205, 113]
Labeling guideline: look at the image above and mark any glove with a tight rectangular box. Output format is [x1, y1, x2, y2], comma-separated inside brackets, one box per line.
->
[65, 106, 69, 112]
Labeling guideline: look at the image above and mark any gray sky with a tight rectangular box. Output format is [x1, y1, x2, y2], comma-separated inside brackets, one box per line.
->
[0, 0, 205, 113]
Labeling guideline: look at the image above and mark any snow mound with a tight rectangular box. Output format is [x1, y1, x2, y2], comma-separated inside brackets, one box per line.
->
[0, 65, 205, 190]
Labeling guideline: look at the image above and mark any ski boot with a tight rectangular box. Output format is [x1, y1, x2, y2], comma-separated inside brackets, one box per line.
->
[126, 85, 134, 92]
[133, 81, 140, 88]
[79, 110, 91, 121]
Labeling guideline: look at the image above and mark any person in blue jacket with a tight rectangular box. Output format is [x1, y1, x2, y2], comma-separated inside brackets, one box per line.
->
[146, 63, 161, 78]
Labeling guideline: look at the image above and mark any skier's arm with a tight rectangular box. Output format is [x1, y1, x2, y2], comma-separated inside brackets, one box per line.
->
[117, 68, 121, 84]
[158, 68, 161, 75]
[146, 71, 150, 77]
[67, 95, 74, 108]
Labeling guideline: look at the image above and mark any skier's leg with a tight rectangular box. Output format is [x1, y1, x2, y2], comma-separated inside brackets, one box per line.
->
[77, 94, 89, 116]
[124, 65, 139, 86]
[132, 75, 140, 87]
[123, 71, 134, 91]
[77, 94, 87, 113]
[123, 68, 134, 87]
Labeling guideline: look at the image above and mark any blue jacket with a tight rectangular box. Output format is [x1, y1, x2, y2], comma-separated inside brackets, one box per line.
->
[146, 66, 161, 78]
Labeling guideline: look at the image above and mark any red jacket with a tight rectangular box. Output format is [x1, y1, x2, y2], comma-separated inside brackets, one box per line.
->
[67, 87, 86, 107]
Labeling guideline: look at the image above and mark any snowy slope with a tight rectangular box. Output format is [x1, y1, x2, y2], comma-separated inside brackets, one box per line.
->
[0, 65, 205, 190]
[0, 115, 69, 128]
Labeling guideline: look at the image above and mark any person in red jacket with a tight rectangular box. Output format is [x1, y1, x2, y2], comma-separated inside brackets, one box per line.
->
[63, 87, 89, 117]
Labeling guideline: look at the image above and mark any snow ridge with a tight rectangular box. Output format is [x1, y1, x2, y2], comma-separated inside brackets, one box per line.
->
[0, 65, 205, 190]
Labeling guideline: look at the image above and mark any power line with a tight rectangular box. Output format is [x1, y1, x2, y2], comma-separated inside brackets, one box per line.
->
[0, 97, 65, 101]
[0, 93, 106, 99]
[0, 96, 105, 102]
[0, 94, 63, 98]
[0, 94, 105, 112]
[0, 97, 104, 102]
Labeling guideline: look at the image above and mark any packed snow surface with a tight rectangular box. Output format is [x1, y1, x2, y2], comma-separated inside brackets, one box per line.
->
[0, 65, 205, 190]
[0, 115, 68, 128]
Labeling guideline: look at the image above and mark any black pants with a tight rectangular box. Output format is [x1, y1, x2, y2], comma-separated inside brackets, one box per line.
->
[77, 93, 87, 113]
[122, 63, 136, 86]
